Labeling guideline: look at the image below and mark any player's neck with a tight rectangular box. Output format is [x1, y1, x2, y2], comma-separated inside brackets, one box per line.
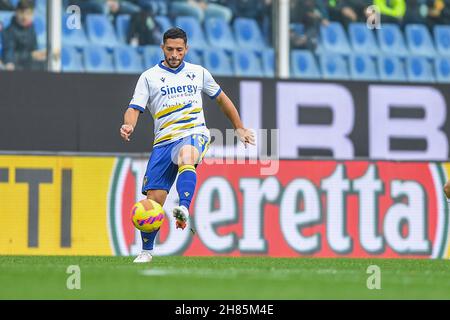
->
[162, 60, 183, 70]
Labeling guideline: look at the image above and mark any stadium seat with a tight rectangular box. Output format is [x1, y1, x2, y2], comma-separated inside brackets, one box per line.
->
[155, 16, 172, 33]
[34, 13, 46, 50]
[319, 53, 350, 80]
[113, 46, 143, 74]
[233, 18, 266, 51]
[62, 14, 89, 48]
[185, 49, 203, 65]
[320, 22, 352, 55]
[175, 16, 207, 49]
[204, 17, 235, 50]
[232, 49, 263, 77]
[0, 11, 13, 29]
[349, 54, 378, 80]
[377, 23, 409, 56]
[83, 45, 115, 73]
[406, 55, 435, 82]
[348, 23, 379, 55]
[86, 14, 119, 47]
[290, 23, 304, 37]
[290, 50, 321, 79]
[378, 55, 407, 82]
[262, 48, 274, 77]
[434, 25, 450, 56]
[142, 45, 162, 69]
[115, 14, 131, 44]
[203, 48, 233, 76]
[434, 56, 450, 83]
[405, 24, 436, 58]
[61, 45, 84, 73]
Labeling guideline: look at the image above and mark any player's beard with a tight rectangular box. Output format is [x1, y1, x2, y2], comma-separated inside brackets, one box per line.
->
[165, 57, 183, 69]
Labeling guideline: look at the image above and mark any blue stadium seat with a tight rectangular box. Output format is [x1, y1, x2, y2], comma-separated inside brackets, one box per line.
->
[113, 46, 143, 74]
[348, 23, 379, 55]
[319, 53, 350, 80]
[405, 24, 436, 58]
[142, 45, 162, 69]
[61, 45, 84, 73]
[0, 11, 13, 29]
[86, 14, 118, 47]
[349, 54, 378, 80]
[377, 23, 409, 56]
[378, 55, 407, 82]
[233, 18, 266, 51]
[290, 23, 304, 37]
[406, 56, 435, 82]
[34, 13, 46, 49]
[62, 14, 89, 48]
[434, 25, 450, 56]
[185, 49, 203, 65]
[203, 48, 233, 76]
[115, 14, 131, 44]
[155, 16, 172, 33]
[204, 17, 235, 50]
[320, 22, 352, 55]
[434, 56, 450, 83]
[83, 45, 115, 73]
[262, 48, 274, 77]
[232, 49, 263, 77]
[175, 16, 207, 48]
[290, 50, 321, 79]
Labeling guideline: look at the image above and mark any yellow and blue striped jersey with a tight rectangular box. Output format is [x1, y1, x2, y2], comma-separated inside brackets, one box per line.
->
[129, 61, 221, 147]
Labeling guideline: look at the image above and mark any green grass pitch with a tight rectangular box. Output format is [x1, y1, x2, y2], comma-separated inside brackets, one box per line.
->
[0, 256, 449, 299]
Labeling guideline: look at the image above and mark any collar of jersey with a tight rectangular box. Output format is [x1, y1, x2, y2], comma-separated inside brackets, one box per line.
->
[158, 61, 186, 74]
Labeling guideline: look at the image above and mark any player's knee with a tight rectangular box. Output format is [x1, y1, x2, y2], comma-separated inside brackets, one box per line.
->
[146, 190, 167, 206]
[178, 147, 199, 166]
[444, 181, 450, 199]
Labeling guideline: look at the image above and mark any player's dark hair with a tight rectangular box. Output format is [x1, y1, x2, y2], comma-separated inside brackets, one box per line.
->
[17, 0, 35, 10]
[163, 27, 187, 45]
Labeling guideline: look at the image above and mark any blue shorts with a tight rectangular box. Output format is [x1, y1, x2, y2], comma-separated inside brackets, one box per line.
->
[142, 134, 209, 195]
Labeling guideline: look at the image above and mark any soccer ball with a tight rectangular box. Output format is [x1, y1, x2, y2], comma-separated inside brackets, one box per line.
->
[131, 199, 165, 233]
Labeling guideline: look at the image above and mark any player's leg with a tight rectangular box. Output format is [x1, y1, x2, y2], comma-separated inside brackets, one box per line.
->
[173, 134, 209, 231]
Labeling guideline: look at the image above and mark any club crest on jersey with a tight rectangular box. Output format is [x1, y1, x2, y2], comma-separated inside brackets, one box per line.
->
[186, 73, 196, 81]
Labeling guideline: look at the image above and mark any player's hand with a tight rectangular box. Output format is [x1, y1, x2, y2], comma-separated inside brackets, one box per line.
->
[236, 128, 256, 149]
[120, 124, 134, 142]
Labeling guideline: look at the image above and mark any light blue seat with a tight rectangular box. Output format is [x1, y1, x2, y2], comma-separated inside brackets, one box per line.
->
[405, 24, 436, 58]
[175, 16, 207, 49]
[155, 16, 172, 34]
[348, 22, 379, 55]
[232, 49, 263, 77]
[349, 54, 378, 80]
[290, 50, 320, 79]
[290, 23, 304, 37]
[116, 14, 131, 44]
[378, 55, 407, 82]
[86, 14, 119, 47]
[142, 45, 162, 69]
[113, 46, 143, 74]
[233, 18, 266, 51]
[34, 13, 46, 49]
[0, 11, 13, 28]
[377, 23, 409, 56]
[61, 45, 84, 72]
[262, 48, 274, 77]
[83, 45, 115, 73]
[203, 48, 233, 76]
[406, 55, 435, 82]
[319, 53, 350, 80]
[204, 17, 235, 50]
[434, 25, 450, 56]
[185, 49, 203, 65]
[320, 22, 351, 55]
[434, 56, 450, 83]
[62, 14, 89, 48]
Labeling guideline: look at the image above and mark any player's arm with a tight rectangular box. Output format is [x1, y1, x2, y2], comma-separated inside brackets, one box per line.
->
[216, 91, 256, 148]
[120, 108, 140, 142]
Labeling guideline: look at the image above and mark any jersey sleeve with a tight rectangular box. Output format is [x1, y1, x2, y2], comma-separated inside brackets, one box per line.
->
[129, 73, 150, 113]
[202, 67, 222, 100]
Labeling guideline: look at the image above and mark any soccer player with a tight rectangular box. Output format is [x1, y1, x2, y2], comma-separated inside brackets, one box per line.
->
[120, 27, 255, 263]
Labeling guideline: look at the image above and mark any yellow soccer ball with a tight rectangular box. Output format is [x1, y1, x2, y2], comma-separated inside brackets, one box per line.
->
[131, 199, 165, 233]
